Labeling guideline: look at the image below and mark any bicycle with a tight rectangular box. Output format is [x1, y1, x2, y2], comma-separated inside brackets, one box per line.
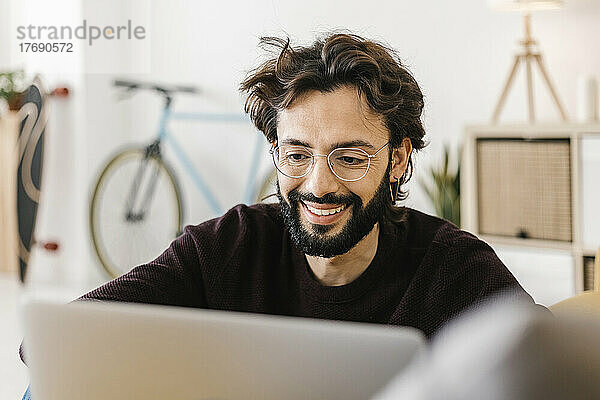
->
[90, 80, 276, 278]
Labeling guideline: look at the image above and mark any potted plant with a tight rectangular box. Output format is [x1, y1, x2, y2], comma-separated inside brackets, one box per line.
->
[419, 144, 461, 227]
[0, 69, 26, 111]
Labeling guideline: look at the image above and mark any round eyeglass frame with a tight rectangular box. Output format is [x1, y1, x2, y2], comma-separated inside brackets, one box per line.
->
[270, 141, 390, 182]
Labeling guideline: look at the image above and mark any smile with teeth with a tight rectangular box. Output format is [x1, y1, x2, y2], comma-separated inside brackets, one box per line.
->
[304, 203, 347, 216]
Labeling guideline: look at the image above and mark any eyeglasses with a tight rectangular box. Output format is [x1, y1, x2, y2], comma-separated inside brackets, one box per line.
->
[270, 141, 390, 182]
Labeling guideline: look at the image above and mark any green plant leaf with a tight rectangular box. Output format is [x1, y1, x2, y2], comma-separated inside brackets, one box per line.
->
[421, 142, 462, 226]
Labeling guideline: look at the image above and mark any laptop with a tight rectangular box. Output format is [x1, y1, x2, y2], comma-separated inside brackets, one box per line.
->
[21, 293, 424, 400]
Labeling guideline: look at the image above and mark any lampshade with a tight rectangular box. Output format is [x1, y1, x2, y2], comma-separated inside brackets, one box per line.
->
[488, 0, 563, 12]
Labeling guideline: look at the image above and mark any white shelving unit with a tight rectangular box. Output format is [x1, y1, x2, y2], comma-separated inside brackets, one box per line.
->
[461, 123, 600, 300]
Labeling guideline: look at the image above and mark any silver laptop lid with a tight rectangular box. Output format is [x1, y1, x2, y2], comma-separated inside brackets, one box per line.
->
[22, 293, 424, 400]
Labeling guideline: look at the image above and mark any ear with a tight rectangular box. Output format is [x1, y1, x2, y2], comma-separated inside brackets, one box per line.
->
[390, 137, 412, 183]
[268, 140, 279, 154]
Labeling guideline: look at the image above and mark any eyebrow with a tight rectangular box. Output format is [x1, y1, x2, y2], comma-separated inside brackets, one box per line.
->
[278, 138, 376, 152]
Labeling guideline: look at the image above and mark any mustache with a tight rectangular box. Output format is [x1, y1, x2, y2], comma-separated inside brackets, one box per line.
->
[287, 188, 361, 206]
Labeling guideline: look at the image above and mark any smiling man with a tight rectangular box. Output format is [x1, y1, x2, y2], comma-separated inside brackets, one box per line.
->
[274, 86, 411, 285]
[32, 33, 533, 346]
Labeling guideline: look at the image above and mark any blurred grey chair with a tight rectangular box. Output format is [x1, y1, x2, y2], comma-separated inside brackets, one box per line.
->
[373, 298, 600, 400]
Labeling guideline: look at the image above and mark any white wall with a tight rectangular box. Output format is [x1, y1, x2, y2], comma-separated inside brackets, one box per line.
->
[1, 0, 88, 288]
[0, 1, 12, 70]
[94, 0, 600, 214]
[6, 0, 600, 294]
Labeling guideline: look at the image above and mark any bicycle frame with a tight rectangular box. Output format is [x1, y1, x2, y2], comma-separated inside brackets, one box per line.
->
[156, 105, 266, 215]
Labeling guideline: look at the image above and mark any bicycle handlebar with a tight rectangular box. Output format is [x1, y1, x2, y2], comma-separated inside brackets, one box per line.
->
[114, 79, 200, 95]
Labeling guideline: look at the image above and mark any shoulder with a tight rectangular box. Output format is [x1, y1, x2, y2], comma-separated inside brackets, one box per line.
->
[400, 207, 484, 251]
[184, 203, 283, 240]
[174, 203, 284, 288]
[400, 207, 524, 292]
[396, 209, 532, 334]
[181, 203, 284, 264]
[399, 207, 466, 250]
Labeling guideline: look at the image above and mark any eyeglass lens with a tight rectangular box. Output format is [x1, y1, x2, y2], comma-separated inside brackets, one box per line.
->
[273, 145, 371, 181]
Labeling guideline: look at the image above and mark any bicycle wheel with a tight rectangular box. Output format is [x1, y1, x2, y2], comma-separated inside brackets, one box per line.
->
[90, 148, 183, 278]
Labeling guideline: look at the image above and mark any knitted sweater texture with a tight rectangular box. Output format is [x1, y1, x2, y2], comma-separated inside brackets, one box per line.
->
[79, 203, 531, 337]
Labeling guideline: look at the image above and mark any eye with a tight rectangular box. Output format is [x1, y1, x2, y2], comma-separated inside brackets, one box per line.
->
[288, 153, 309, 161]
[283, 151, 311, 165]
[340, 156, 360, 165]
[335, 155, 367, 167]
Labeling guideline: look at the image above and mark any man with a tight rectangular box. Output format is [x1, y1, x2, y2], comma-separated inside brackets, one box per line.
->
[66, 32, 532, 335]
[22, 34, 532, 366]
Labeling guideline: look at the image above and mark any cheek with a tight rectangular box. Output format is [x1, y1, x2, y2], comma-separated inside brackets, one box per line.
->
[369, 158, 389, 176]
[342, 181, 369, 205]
[277, 175, 299, 199]
[358, 188, 375, 205]
[354, 171, 387, 204]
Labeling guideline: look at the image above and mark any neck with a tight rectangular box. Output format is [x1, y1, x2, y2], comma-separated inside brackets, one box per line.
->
[305, 223, 380, 286]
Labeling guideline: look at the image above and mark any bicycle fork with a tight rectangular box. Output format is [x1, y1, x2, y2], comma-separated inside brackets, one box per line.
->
[124, 140, 162, 223]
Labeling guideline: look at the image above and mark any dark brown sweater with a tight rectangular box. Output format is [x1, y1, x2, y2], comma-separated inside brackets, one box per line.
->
[20, 203, 532, 365]
[82, 203, 531, 333]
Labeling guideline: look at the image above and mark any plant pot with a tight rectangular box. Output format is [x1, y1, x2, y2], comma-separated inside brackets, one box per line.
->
[8, 91, 24, 111]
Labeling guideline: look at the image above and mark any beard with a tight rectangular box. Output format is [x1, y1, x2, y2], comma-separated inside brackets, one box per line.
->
[277, 171, 391, 258]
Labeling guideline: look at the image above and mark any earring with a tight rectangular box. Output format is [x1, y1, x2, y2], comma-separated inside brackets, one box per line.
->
[389, 160, 398, 203]
[389, 178, 400, 203]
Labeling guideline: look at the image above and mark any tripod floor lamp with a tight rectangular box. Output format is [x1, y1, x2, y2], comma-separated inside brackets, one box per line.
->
[490, 0, 568, 123]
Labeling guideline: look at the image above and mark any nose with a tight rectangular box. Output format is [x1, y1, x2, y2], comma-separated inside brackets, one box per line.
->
[303, 155, 340, 198]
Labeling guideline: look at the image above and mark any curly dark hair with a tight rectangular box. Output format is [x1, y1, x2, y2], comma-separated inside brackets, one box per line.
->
[240, 32, 426, 203]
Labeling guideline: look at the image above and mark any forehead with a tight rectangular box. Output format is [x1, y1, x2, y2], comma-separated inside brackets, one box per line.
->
[276, 86, 389, 150]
